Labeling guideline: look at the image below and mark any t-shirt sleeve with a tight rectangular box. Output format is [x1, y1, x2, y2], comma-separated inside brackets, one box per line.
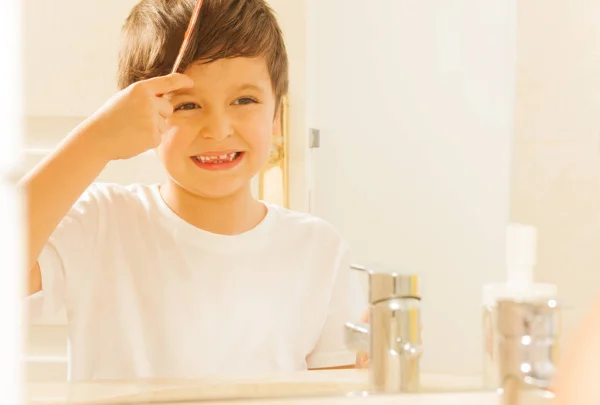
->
[306, 244, 367, 369]
[34, 185, 101, 320]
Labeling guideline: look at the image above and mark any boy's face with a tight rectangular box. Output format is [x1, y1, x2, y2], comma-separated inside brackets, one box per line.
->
[158, 56, 279, 199]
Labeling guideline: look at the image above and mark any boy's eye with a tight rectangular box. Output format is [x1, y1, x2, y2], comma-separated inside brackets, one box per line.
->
[233, 97, 258, 106]
[174, 102, 200, 111]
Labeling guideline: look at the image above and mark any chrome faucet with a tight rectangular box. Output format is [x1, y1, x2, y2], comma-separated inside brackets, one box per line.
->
[495, 298, 560, 405]
[344, 264, 422, 393]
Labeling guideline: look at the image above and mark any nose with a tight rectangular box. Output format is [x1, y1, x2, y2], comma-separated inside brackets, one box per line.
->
[198, 110, 233, 141]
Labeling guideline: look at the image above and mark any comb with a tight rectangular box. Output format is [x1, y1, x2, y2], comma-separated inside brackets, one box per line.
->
[171, 0, 205, 74]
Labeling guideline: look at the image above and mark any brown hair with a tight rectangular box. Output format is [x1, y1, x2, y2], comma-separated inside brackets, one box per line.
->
[117, 0, 289, 105]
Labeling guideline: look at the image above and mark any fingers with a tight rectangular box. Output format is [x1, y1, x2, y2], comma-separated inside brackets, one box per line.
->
[156, 117, 169, 135]
[155, 97, 173, 140]
[142, 73, 194, 96]
[156, 98, 174, 119]
[356, 352, 369, 369]
[356, 309, 370, 369]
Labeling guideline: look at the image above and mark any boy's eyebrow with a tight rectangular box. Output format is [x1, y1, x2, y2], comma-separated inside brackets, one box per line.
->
[234, 83, 266, 93]
[167, 83, 267, 98]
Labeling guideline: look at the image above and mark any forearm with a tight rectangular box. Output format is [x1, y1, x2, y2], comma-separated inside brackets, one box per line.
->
[20, 123, 108, 273]
[555, 296, 600, 404]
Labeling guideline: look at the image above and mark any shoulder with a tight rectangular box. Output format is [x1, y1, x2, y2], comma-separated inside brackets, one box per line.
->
[70, 183, 164, 223]
[80, 182, 160, 208]
[267, 204, 348, 252]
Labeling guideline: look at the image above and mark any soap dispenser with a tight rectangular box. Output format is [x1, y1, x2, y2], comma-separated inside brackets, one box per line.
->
[482, 223, 557, 389]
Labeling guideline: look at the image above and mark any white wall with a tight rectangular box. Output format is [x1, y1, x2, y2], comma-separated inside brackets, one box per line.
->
[307, 0, 517, 375]
[23, 0, 140, 117]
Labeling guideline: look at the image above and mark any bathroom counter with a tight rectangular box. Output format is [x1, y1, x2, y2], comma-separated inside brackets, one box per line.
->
[23, 370, 503, 405]
[25, 370, 366, 404]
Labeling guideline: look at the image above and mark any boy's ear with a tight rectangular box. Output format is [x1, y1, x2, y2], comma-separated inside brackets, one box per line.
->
[272, 103, 282, 135]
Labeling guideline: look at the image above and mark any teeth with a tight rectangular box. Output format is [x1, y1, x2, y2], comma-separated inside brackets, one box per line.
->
[195, 152, 239, 163]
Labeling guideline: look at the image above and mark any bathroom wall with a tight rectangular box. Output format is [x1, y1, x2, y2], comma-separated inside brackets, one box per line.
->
[510, 0, 600, 345]
[306, 0, 517, 375]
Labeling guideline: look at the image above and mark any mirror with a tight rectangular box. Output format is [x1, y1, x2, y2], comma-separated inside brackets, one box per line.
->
[18, 0, 597, 403]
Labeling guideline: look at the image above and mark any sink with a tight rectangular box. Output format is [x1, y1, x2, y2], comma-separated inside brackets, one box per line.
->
[25, 370, 554, 405]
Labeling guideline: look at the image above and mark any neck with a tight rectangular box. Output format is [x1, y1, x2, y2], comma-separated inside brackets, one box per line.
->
[159, 180, 266, 235]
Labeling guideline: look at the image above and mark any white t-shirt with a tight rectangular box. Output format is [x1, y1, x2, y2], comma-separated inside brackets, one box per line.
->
[33, 183, 365, 381]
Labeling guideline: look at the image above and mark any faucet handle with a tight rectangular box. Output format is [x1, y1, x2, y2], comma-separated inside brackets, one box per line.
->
[350, 263, 420, 303]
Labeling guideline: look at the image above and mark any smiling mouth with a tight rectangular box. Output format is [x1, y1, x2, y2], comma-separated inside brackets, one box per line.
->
[192, 152, 242, 164]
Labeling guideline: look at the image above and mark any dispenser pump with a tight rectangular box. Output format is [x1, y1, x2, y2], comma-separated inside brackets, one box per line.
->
[482, 222, 557, 307]
[505, 223, 536, 291]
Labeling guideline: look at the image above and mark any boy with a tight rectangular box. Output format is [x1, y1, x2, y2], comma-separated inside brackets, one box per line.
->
[21, 0, 366, 380]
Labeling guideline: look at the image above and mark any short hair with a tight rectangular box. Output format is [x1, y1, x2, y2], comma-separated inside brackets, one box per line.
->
[117, 0, 289, 104]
